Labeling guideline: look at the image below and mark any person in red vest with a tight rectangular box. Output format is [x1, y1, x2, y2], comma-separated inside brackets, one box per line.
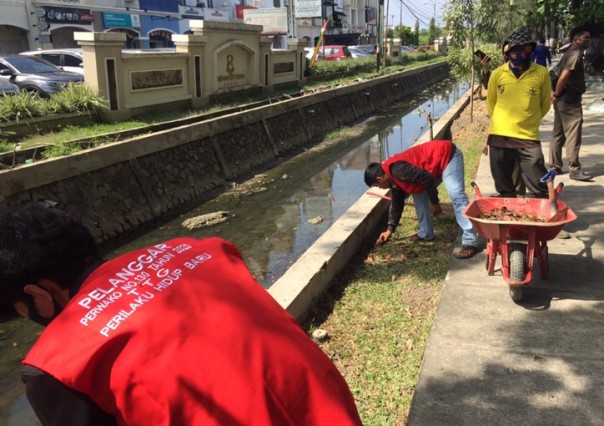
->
[364, 139, 478, 259]
[0, 204, 362, 426]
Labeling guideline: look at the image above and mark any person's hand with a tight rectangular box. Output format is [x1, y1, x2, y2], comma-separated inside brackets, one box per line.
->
[480, 55, 491, 72]
[376, 230, 392, 245]
[552, 93, 559, 105]
[482, 143, 489, 156]
[430, 203, 442, 216]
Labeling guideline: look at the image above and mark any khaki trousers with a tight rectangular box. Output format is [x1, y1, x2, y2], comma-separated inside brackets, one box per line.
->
[550, 99, 584, 173]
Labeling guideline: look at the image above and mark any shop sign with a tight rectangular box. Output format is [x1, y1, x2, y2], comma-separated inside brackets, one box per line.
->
[42, 7, 94, 24]
[37, 22, 50, 31]
[37, 34, 53, 44]
[103, 13, 134, 28]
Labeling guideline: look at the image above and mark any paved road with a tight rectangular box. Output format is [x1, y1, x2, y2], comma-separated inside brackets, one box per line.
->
[408, 83, 604, 425]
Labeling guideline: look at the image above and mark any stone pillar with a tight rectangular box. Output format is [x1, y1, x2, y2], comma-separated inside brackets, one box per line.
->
[172, 34, 208, 107]
[389, 39, 402, 64]
[259, 37, 272, 89]
[288, 39, 308, 83]
[75, 32, 126, 117]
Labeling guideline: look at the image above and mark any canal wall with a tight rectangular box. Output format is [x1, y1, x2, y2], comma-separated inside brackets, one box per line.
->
[0, 62, 449, 243]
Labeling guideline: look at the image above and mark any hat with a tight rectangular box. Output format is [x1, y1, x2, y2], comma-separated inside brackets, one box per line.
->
[506, 29, 536, 50]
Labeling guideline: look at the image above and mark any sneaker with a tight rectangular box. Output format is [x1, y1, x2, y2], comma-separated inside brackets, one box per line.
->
[570, 171, 592, 181]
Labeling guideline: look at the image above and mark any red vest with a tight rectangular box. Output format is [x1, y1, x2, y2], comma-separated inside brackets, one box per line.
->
[382, 140, 454, 194]
[24, 237, 362, 426]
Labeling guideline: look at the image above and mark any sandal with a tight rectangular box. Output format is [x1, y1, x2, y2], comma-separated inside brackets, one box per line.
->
[408, 233, 434, 242]
[454, 245, 478, 259]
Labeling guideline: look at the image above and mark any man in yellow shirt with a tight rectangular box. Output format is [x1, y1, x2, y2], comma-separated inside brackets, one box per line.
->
[486, 28, 551, 198]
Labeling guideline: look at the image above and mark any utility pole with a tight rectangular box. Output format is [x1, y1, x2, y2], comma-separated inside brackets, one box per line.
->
[377, 0, 384, 72]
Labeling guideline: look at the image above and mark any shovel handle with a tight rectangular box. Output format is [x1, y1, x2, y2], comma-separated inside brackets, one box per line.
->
[470, 182, 483, 199]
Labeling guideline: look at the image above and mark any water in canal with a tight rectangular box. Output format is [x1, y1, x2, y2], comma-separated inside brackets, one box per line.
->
[0, 78, 469, 425]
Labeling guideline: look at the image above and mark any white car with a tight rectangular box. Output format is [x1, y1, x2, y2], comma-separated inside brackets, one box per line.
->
[20, 49, 84, 75]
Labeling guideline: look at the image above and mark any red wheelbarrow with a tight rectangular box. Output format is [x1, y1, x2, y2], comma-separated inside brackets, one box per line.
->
[462, 182, 577, 302]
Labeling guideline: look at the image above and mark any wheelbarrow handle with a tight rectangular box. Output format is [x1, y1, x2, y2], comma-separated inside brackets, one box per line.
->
[470, 182, 483, 199]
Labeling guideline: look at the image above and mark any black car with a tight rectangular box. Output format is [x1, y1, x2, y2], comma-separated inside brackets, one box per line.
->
[0, 55, 83, 97]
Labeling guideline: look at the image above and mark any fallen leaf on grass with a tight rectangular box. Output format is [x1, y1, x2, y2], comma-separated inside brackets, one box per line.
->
[405, 338, 414, 351]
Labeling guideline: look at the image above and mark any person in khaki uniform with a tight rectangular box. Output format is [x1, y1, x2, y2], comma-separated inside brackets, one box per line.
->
[550, 25, 592, 181]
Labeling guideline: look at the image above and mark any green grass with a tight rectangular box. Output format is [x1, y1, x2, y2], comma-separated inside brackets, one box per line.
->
[304, 127, 485, 425]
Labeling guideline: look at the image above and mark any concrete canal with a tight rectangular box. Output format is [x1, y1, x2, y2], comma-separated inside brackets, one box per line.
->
[0, 78, 469, 425]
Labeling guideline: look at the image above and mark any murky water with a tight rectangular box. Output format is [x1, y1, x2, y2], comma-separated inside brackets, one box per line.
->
[0, 79, 469, 425]
[111, 79, 469, 287]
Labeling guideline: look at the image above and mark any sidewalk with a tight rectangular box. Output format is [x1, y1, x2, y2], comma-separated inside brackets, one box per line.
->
[408, 85, 604, 425]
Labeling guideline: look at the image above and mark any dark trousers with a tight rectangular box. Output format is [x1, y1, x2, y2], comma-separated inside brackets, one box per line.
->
[490, 146, 548, 198]
[550, 99, 584, 173]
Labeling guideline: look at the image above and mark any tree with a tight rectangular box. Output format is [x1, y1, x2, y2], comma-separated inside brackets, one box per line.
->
[395, 24, 415, 46]
[414, 20, 420, 45]
[429, 17, 437, 44]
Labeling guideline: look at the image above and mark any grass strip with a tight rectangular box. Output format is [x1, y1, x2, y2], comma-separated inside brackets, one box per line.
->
[304, 102, 487, 425]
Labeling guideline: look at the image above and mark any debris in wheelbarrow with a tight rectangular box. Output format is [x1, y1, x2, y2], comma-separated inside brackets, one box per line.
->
[479, 206, 547, 223]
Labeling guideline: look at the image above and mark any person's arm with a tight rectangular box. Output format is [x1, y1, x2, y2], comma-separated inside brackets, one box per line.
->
[540, 69, 552, 118]
[23, 365, 117, 426]
[487, 68, 499, 116]
[552, 68, 572, 106]
[480, 56, 491, 89]
[377, 186, 406, 244]
[546, 48, 552, 66]
[390, 161, 438, 204]
[386, 187, 406, 233]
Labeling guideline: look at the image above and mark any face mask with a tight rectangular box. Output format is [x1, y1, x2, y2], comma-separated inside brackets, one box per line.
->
[508, 46, 531, 70]
[579, 39, 590, 49]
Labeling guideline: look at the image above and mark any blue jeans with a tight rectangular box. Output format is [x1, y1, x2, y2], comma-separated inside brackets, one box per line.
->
[412, 148, 478, 247]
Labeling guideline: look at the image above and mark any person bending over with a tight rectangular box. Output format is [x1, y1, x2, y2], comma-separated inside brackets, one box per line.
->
[364, 139, 478, 259]
[0, 204, 362, 426]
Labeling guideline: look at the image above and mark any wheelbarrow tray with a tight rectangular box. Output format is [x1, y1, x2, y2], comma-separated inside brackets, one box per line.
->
[463, 197, 577, 242]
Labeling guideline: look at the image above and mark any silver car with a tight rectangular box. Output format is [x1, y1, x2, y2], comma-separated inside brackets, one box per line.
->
[0, 80, 19, 96]
[20, 48, 84, 75]
[0, 55, 83, 97]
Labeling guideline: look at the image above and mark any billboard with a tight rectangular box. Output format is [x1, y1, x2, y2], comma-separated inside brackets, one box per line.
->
[295, 0, 321, 18]
[243, 8, 288, 33]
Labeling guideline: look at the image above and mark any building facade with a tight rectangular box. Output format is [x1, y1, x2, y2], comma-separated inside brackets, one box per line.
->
[0, 0, 374, 53]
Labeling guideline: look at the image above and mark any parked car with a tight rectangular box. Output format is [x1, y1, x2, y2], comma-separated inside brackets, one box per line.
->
[320, 45, 351, 61]
[0, 80, 19, 96]
[0, 55, 84, 98]
[20, 48, 84, 75]
[348, 45, 376, 58]
[304, 47, 325, 61]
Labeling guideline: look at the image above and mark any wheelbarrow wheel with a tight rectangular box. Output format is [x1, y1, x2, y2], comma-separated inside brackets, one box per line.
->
[509, 243, 526, 282]
[509, 243, 526, 302]
[509, 286, 524, 302]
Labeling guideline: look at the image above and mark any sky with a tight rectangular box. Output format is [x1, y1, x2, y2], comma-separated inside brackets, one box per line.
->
[385, 0, 444, 29]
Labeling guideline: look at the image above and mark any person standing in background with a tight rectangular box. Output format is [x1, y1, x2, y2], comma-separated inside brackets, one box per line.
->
[550, 26, 592, 181]
[532, 38, 552, 67]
